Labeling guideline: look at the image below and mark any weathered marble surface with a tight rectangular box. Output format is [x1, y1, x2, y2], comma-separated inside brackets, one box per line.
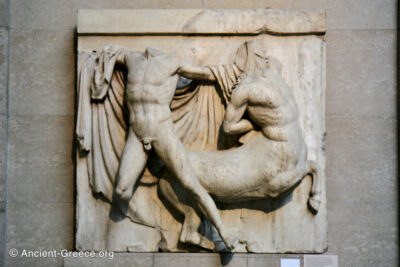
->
[76, 9, 326, 253]
[77, 9, 325, 34]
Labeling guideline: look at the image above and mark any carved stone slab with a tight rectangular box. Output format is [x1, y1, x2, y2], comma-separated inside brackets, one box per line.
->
[75, 9, 326, 253]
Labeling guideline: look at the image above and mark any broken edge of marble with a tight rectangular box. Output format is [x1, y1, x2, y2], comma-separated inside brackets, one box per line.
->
[77, 9, 326, 35]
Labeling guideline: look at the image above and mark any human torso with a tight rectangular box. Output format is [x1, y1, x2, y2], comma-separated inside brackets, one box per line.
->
[124, 49, 180, 138]
[243, 72, 304, 147]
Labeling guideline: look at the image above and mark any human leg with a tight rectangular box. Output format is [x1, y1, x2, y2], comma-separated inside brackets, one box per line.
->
[158, 178, 215, 250]
[153, 123, 238, 249]
[115, 128, 148, 200]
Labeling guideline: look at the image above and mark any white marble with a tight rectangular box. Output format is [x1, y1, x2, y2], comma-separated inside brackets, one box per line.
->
[77, 9, 325, 35]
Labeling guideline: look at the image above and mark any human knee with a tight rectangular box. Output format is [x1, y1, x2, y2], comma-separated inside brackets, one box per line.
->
[115, 179, 134, 200]
[182, 181, 204, 199]
[116, 171, 135, 192]
[182, 184, 201, 199]
[182, 183, 204, 202]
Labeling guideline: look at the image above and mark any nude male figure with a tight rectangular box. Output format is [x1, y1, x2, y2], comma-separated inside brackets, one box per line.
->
[110, 46, 238, 249]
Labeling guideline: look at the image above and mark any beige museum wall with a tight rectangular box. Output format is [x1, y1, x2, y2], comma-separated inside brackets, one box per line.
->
[0, 0, 397, 266]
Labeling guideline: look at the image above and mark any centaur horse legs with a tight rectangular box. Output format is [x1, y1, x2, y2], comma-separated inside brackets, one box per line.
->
[157, 133, 322, 251]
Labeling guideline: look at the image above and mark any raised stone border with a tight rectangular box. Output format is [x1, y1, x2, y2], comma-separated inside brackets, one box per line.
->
[77, 9, 326, 35]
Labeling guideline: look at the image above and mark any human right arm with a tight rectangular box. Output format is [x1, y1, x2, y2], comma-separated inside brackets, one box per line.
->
[223, 88, 253, 135]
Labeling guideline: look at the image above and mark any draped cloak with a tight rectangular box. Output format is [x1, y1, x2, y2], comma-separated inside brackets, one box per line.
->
[76, 45, 244, 228]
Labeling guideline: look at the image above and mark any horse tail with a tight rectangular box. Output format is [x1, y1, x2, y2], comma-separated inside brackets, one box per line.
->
[306, 160, 321, 214]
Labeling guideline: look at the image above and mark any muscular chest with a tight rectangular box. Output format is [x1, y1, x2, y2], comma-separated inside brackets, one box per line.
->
[126, 54, 178, 86]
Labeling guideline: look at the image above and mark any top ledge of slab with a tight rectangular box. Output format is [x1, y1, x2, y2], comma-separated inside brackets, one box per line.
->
[77, 9, 326, 35]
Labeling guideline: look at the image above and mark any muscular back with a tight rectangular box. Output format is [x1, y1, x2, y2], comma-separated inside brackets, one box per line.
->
[225, 63, 304, 146]
[244, 72, 301, 143]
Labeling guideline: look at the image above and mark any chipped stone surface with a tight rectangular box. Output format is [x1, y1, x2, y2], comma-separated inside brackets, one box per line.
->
[77, 9, 325, 34]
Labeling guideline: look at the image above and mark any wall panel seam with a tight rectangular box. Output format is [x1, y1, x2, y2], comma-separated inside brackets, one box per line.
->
[2, 0, 10, 265]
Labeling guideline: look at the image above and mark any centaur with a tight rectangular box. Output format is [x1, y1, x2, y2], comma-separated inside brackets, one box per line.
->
[156, 53, 322, 251]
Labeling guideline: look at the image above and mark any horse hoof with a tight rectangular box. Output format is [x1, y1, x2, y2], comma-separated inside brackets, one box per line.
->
[308, 196, 321, 214]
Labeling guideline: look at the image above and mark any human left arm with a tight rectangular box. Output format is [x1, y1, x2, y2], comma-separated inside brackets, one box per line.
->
[177, 62, 216, 82]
